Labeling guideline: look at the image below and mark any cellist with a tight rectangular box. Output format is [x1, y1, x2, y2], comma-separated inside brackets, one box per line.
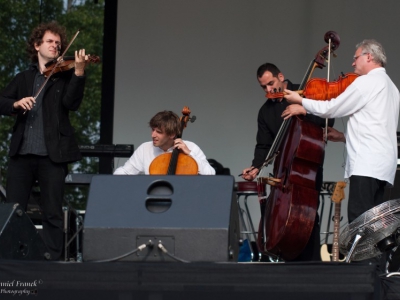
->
[241, 63, 334, 261]
[283, 39, 399, 228]
[114, 110, 215, 175]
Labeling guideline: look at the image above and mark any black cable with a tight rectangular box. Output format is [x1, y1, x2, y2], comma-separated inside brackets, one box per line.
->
[88, 241, 153, 263]
[157, 242, 190, 263]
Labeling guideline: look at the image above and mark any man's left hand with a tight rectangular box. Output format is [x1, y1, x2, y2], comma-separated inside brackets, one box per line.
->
[174, 138, 191, 155]
[282, 104, 307, 120]
[74, 49, 86, 76]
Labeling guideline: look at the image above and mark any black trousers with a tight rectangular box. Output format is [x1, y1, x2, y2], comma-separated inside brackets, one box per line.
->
[348, 175, 386, 223]
[6, 155, 68, 260]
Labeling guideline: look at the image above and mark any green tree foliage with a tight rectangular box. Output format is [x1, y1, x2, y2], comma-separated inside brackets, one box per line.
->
[0, 0, 104, 208]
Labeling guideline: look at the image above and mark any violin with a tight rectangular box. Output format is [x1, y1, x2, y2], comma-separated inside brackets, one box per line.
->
[43, 55, 101, 77]
[149, 106, 199, 175]
[266, 72, 358, 100]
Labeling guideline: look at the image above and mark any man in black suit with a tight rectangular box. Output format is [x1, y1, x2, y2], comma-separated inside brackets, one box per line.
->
[0, 21, 87, 260]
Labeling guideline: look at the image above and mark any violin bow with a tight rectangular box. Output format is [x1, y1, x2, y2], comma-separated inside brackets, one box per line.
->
[23, 30, 80, 115]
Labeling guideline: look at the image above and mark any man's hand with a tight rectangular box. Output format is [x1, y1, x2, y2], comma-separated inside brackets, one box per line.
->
[74, 49, 87, 76]
[174, 138, 191, 155]
[241, 167, 259, 181]
[14, 97, 36, 111]
[283, 89, 303, 104]
[281, 104, 307, 120]
[324, 127, 346, 143]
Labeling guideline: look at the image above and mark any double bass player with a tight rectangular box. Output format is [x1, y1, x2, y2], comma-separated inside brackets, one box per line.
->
[241, 63, 334, 261]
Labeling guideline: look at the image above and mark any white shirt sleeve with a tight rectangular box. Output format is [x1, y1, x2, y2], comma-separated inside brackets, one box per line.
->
[185, 141, 216, 175]
[113, 142, 150, 175]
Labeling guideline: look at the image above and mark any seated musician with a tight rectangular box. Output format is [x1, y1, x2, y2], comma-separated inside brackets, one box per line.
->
[113, 110, 215, 175]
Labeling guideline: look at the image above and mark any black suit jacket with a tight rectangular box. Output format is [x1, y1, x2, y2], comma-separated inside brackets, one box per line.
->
[0, 66, 86, 164]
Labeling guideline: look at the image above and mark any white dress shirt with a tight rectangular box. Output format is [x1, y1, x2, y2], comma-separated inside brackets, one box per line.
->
[302, 68, 399, 185]
[114, 140, 216, 175]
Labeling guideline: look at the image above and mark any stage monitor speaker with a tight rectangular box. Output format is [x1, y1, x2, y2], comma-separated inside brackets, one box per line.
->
[83, 175, 239, 262]
[0, 203, 50, 260]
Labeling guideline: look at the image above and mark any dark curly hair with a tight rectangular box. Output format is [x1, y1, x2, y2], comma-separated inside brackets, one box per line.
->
[26, 21, 68, 63]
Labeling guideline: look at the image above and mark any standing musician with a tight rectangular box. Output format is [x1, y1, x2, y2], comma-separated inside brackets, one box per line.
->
[241, 63, 334, 261]
[0, 21, 88, 260]
[283, 39, 400, 225]
[114, 110, 215, 175]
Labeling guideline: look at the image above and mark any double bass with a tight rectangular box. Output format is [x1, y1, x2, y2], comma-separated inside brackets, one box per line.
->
[149, 106, 198, 175]
[257, 31, 341, 261]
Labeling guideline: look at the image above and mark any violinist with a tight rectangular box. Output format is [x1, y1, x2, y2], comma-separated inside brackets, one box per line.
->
[0, 21, 87, 260]
[114, 110, 215, 175]
[241, 62, 334, 261]
[283, 39, 400, 226]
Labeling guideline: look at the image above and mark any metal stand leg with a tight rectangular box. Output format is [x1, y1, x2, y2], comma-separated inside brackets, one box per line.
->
[345, 230, 365, 263]
[63, 206, 69, 262]
[63, 203, 84, 262]
[244, 195, 262, 261]
[319, 182, 336, 245]
[244, 195, 258, 243]
[237, 196, 254, 261]
[75, 215, 83, 262]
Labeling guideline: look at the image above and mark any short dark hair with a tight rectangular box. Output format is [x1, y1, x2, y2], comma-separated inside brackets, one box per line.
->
[149, 111, 181, 137]
[26, 21, 68, 63]
[256, 63, 281, 78]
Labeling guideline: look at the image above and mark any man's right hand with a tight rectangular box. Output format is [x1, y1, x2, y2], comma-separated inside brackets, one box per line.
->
[14, 97, 36, 111]
[241, 167, 259, 181]
[325, 127, 346, 143]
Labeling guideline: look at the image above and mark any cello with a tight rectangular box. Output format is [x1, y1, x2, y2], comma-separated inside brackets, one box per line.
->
[256, 31, 341, 261]
[149, 106, 199, 175]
